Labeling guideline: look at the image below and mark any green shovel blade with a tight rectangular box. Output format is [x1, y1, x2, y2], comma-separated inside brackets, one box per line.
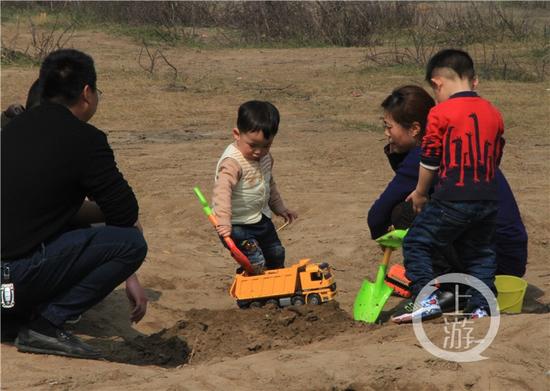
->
[375, 229, 408, 249]
[353, 263, 393, 323]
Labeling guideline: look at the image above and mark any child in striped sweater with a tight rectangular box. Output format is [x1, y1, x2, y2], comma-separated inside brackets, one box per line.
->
[212, 100, 297, 274]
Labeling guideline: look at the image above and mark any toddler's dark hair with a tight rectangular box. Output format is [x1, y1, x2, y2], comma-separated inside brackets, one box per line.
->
[425, 49, 475, 82]
[237, 100, 280, 139]
[381, 85, 435, 137]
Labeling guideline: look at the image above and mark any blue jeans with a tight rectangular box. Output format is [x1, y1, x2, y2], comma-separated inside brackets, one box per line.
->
[403, 199, 498, 311]
[1, 226, 147, 327]
[228, 214, 285, 270]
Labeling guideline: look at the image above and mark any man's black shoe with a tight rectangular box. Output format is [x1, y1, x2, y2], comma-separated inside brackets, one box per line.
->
[14, 327, 102, 359]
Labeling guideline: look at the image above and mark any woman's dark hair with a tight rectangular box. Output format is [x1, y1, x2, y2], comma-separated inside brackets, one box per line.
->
[39, 49, 97, 106]
[237, 100, 280, 139]
[381, 85, 435, 137]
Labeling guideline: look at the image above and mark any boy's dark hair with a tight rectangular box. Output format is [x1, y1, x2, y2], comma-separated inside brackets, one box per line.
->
[381, 85, 435, 137]
[25, 79, 42, 110]
[39, 49, 97, 106]
[237, 100, 280, 139]
[425, 49, 475, 82]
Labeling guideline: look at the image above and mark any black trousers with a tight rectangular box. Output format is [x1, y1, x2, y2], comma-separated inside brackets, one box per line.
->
[1, 226, 147, 336]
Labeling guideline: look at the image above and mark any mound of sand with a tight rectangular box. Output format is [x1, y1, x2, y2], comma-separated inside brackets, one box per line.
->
[105, 301, 372, 367]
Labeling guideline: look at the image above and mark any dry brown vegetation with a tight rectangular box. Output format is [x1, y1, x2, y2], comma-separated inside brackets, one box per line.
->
[2, 2, 549, 81]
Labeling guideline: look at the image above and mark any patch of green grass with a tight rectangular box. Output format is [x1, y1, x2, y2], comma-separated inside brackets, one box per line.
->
[1, 48, 38, 67]
[359, 63, 422, 77]
[342, 120, 382, 133]
[105, 24, 175, 45]
[1, 5, 38, 23]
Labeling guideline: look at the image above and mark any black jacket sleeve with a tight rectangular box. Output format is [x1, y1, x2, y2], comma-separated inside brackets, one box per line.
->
[79, 128, 138, 226]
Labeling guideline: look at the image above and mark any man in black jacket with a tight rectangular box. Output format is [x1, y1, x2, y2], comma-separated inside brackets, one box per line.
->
[1, 49, 148, 359]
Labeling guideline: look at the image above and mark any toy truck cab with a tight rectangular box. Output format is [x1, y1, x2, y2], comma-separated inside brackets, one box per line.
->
[230, 258, 337, 308]
[299, 261, 336, 305]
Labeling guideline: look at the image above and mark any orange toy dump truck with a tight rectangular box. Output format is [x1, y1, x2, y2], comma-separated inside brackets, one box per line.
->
[230, 259, 337, 308]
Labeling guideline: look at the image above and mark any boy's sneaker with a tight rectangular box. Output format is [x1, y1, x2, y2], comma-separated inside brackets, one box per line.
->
[469, 307, 489, 319]
[391, 292, 442, 324]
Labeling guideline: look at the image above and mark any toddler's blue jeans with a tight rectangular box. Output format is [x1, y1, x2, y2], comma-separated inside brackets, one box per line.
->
[229, 214, 285, 271]
[403, 199, 498, 311]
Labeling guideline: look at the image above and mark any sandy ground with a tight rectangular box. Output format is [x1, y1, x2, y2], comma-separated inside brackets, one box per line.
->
[1, 26, 549, 391]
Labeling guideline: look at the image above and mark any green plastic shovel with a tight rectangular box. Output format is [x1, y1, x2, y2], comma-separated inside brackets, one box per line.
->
[353, 229, 408, 323]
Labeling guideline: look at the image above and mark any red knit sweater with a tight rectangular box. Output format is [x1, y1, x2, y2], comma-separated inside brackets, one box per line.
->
[420, 91, 505, 201]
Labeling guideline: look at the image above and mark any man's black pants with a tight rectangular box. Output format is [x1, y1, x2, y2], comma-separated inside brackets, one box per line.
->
[1, 226, 147, 330]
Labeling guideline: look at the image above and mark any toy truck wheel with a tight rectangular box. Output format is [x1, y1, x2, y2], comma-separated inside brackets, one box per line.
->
[291, 296, 305, 306]
[237, 300, 250, 309]
[307, 294, 321, 305]
[249, 301, 262, 308]
[265, 299, 279, 307]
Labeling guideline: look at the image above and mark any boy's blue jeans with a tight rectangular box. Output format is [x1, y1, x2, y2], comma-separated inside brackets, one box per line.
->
[228, 214, 285, 271]
[403, 199, 498, 311]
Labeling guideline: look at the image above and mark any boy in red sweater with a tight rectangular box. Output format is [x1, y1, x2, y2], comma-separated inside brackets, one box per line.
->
[392, 49, 504, 323]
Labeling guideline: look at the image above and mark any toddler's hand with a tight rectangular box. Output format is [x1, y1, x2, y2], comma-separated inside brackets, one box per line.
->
[406, 190, 428, 214]
[216, 224, 232, 237]
[279, 209, 298, 224]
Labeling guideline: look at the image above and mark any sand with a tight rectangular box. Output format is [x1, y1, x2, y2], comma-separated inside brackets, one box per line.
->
[1, 26, 549, 391]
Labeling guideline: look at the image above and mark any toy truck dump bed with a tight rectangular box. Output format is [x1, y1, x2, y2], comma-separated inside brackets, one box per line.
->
[230, 258, 337, 308]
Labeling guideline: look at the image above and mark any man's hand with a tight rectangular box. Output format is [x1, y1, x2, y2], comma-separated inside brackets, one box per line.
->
[278, 209, 298, 224]
[216, 224, 232, 237]
[125, 273, 147, 324]
[134, 220, 143, 234]
[5, 104, 25, 118]
[406, 189, 429, 215]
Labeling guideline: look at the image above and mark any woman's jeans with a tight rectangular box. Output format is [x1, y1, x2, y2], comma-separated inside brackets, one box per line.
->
[227, 214, 285, 272]
[403, 199, 498, 311]
[1, 226, 147, 327]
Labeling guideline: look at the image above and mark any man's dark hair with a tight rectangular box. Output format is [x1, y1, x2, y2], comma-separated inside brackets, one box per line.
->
[237, 100, 280, 139]
[381, 85, 435, 137]
[39, 49, 97, 106]
[425, 49, 475, 82]
[25, 79, 42, 110]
